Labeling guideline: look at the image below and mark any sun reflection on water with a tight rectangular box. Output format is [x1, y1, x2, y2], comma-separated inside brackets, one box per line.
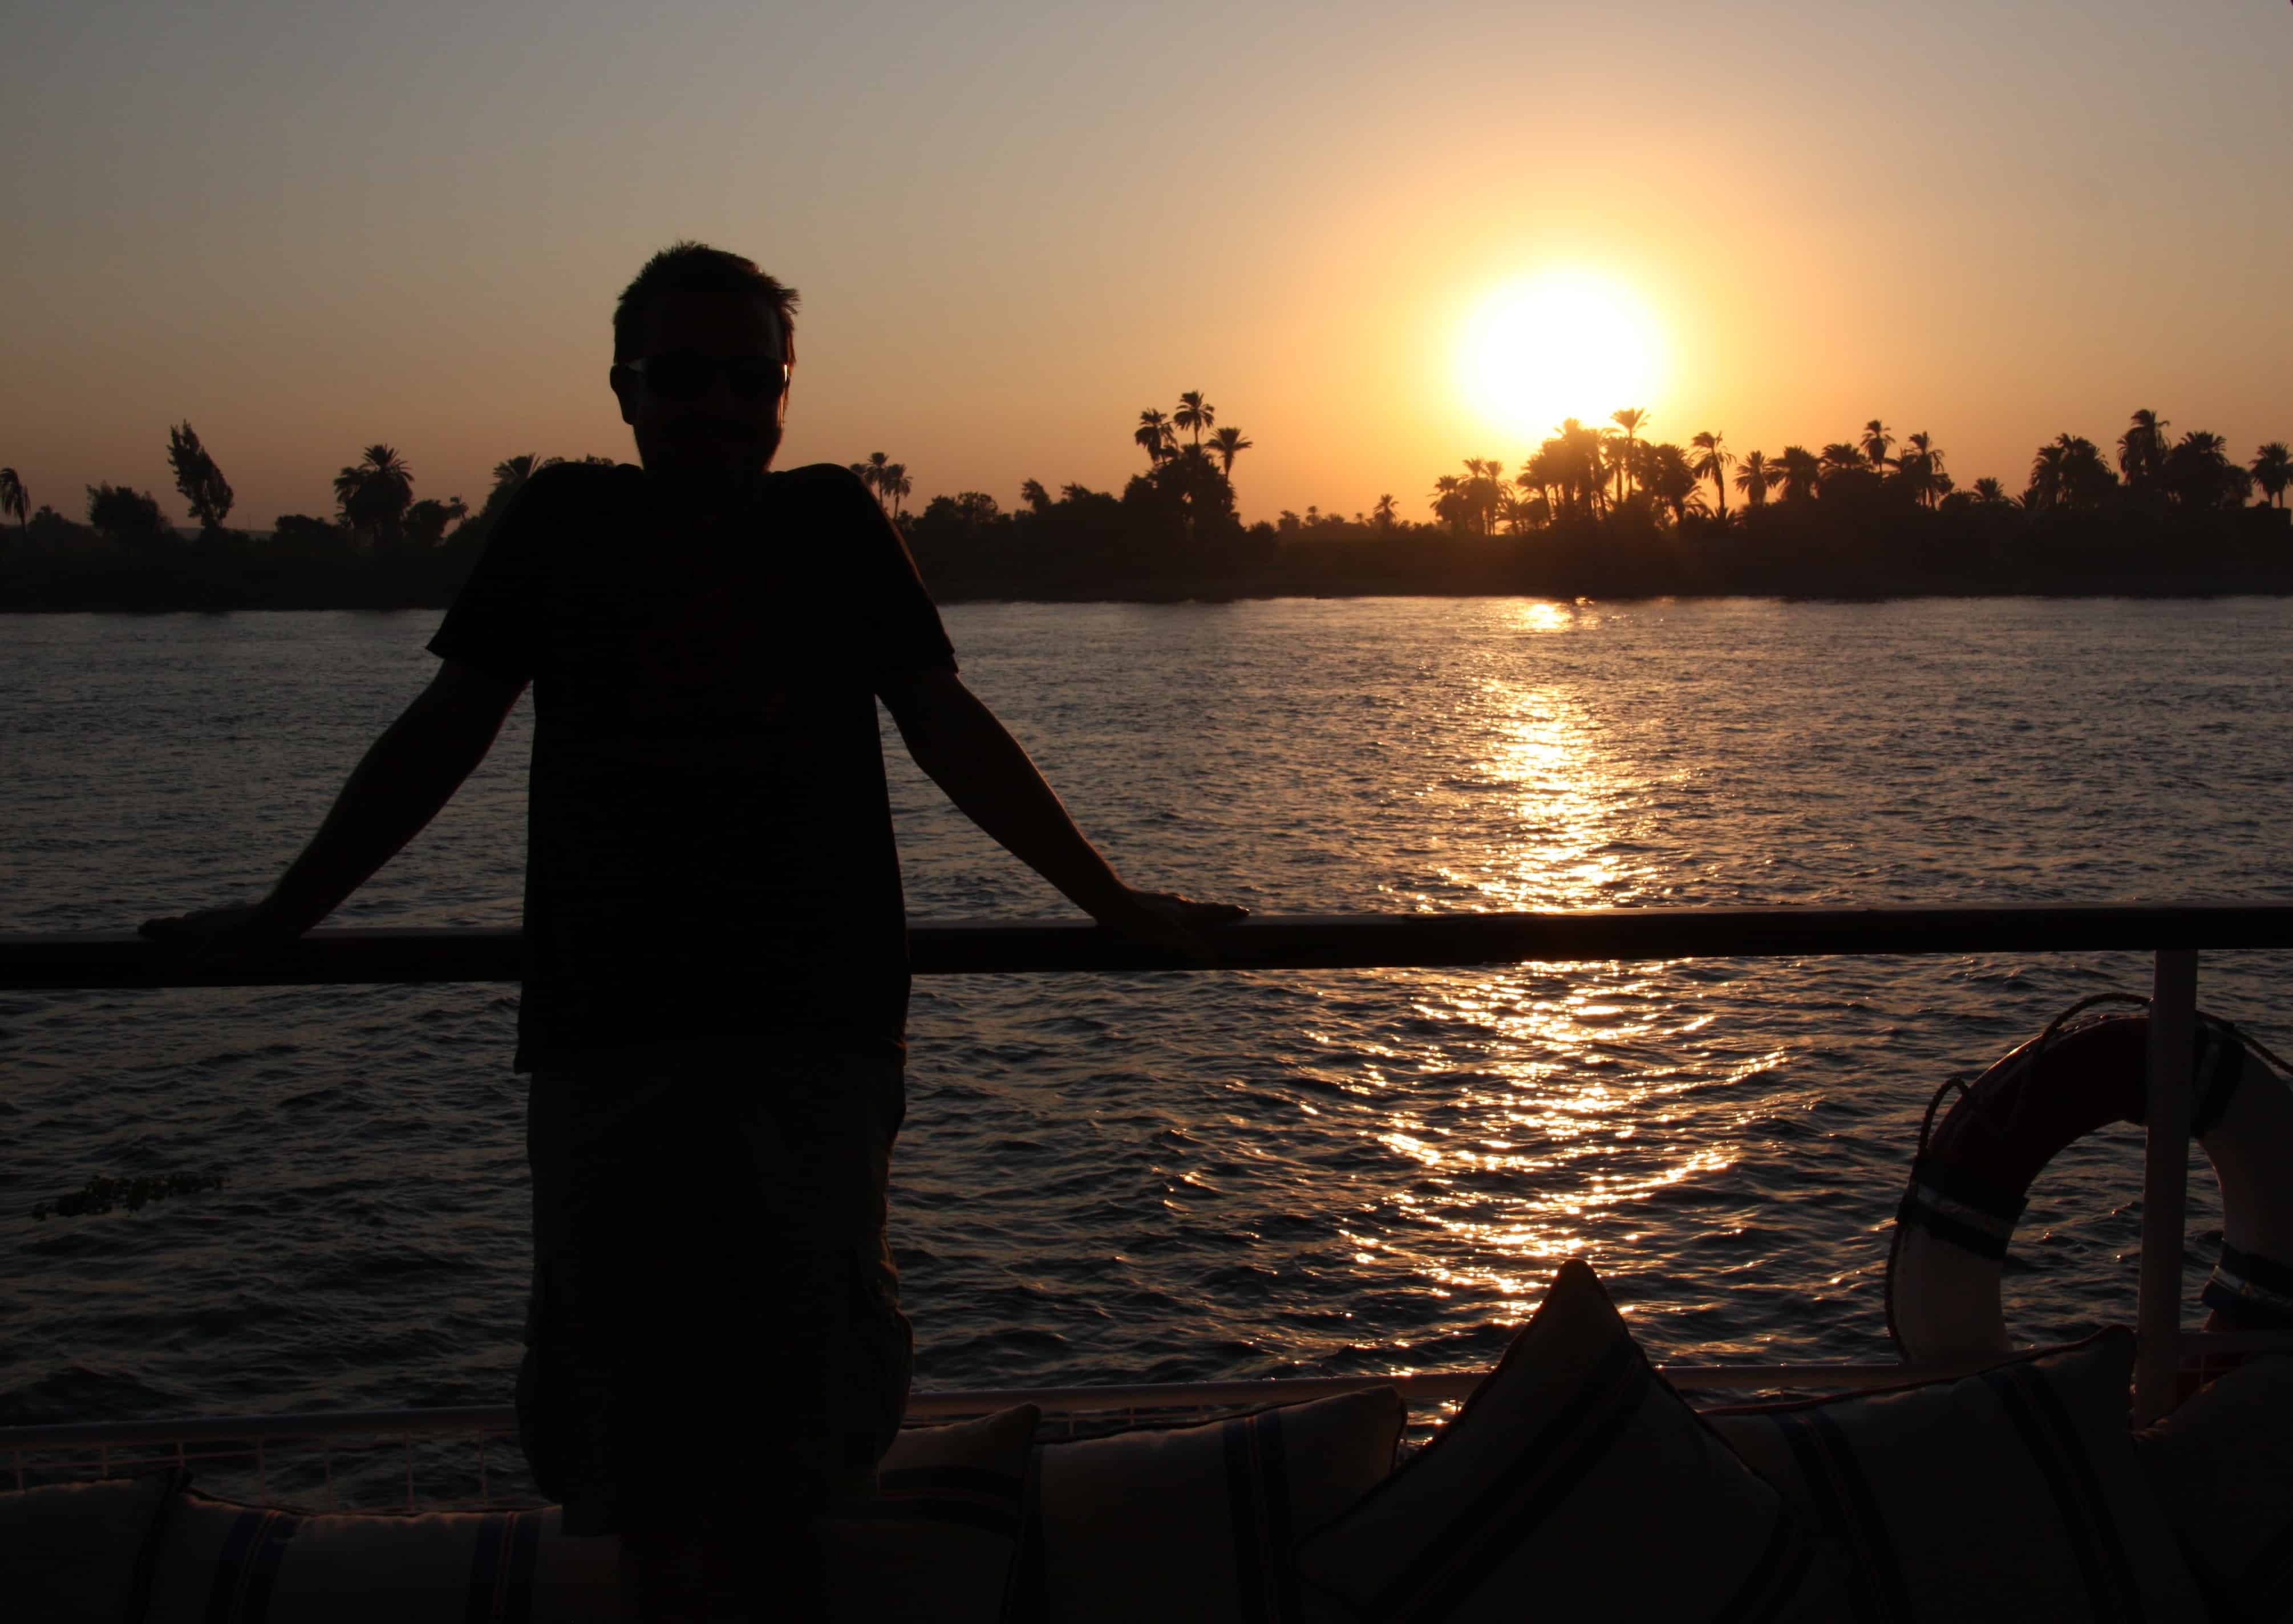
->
[1350, 665, 1748, 1323]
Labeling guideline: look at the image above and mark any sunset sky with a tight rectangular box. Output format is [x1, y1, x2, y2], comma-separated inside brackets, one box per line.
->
[5, 0, 2289, 531]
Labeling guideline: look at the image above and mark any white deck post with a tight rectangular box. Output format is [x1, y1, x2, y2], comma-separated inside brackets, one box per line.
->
[2134, 949, 2199, 1425]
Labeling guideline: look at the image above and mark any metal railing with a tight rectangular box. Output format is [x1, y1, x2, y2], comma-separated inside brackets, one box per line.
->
[7, 902, 2292, 1490]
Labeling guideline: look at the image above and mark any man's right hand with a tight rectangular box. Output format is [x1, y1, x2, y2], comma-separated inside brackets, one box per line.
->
[139, 902, 303, 963]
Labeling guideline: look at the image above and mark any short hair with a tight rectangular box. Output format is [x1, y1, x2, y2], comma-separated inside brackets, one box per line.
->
[611, 241, 798, 362]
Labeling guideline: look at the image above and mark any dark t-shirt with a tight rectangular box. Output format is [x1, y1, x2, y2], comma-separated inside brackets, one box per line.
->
[426, 460, 957, 1072]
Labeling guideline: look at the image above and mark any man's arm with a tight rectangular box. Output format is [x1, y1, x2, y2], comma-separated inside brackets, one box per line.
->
[880, 668, 1244, 955]
[140, 659, 528, 952]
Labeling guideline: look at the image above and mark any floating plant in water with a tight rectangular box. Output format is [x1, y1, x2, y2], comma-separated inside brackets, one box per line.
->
[30, 1172, 225, 1221]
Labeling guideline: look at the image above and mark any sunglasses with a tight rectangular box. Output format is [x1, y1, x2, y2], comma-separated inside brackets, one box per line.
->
[617, 351, 789, 402]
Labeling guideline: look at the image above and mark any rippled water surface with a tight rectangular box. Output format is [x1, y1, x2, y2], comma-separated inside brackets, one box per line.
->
[5, 598, 2290, 1454]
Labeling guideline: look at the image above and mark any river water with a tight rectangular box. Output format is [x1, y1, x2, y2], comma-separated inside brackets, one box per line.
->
[4, 598, 2289, 1476]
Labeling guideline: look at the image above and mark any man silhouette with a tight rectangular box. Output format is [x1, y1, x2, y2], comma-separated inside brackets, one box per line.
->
[143, 240, 1243, 1621]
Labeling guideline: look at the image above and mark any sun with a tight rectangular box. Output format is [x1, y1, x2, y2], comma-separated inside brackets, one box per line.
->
[1460, 270, 1666, 444]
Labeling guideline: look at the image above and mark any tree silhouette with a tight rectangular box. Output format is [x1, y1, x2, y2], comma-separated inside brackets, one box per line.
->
[333, 445, 415, 545]
[165, 421, 235, 535]
[1208, 425, 1252, 477]
[1732, 450, 1776, 509]
[1610, 408, 1648, 503]
[0, 468, 26, 542]
[1019, 478, 1052, 515]
[403, 496, 469, 549]
[1429, 473, 1468, 534]
[1173, 391, 1215, 448]
[1775, 445, 1821, 503]
[1638, 442, 1701, 525]
[2160, 431, 2250, 511]
[861, 450, 894, 510]
[2118, 409, 2170, 489]
[1861, 420, 1894, 470]
[1970, 477, 2011, 506]
[881, 462, 912, 518]
[2249, 442, 2291, 509]
[2028, 434, 2114, 512]
[1896, 431, 1947, 508]
[86, 483, 169, 547]
[1135, 409, 1176, 464]
[1689, 431, 1729, 519]
[1371, 493, 1397, 531]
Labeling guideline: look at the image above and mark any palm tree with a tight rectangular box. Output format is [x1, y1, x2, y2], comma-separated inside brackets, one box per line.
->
[1775, 445, 1822, 503]
[1688, 431, 1730, 519]
[2249, 442, 2292, 509]
[1173, 391, 1216, 448]
[1429, 473, 1469, 534]
[1897, 431, 1946, 508]
[0, 468, 26, 542]
[2118, 409, 2170, 489]
[1732, 450, 1776, 509]
[492, 454, 544, 492]
[1371, 493, 1397, 531]
[1610, 408, 1648, 502]
[2161, 431, 2248, 511]
[1820, 442, 1866, 477]
[864, 450, 895, 510]
[2033, 434, 2116, 511]
[1461, 457, 1505, 534]
[1970, 477, 2011, 506]
[333, 444, 415, 543]
[1861, 420, 1894, 470]
[881, 462, 912, 518]
[1135, 409, 1175, 464]
[1207, 425, 1253, 478]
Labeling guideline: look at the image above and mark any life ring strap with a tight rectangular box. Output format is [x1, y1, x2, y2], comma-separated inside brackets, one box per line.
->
[1896, 1155, 2024, 1261]
[2202, 1243, 2293, 1331]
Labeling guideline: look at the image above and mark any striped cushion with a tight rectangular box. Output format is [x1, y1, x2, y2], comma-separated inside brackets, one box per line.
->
[1708, 1328, 2206, 1622]
[141, 1496, 618, 1623]
[137, 1407, 1039, 1624]
[1015, 1385, 1407, 1623]
[2135, 1354, 2293, 1622]
[0, 1471, 180, 1624]
[817, 1403, 1040, 1623]
[1293, 1261, 1821, 1623]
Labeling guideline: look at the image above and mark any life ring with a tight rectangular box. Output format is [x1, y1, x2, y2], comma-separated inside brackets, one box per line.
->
[1886, 997, 2293, 1361]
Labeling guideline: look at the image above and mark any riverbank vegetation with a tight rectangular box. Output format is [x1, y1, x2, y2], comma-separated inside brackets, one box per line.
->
[4, 403, 2289, 610]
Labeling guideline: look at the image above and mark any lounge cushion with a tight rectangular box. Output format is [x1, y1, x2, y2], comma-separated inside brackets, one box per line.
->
[2135, 1354, 2293, 1622]
[0, 1471, 180, 1624]
[141, 1495, 619, 1623]
[818, 1402, 1039, 1623]
[1707, 1327, 2207, 1622]
[138, 1406, 1040, 1623]
[1294, 1261, 1818, 1622]
[1016, 1385, 1407, 1623]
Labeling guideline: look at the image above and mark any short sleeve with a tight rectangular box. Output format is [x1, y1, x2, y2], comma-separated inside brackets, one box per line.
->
[815, 466, 957, 690]
[426, 468, 565, 684]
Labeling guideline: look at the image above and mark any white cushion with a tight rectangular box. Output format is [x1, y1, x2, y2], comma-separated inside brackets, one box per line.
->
[2136, 1353, 2293, 1621]
[1708, 1328, 2207, 1622]
[1018, 1385, 1406, 1623]
[1294, 1261, 1817, 1623]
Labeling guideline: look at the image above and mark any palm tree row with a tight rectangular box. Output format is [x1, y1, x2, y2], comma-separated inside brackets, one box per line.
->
[1422, 407, 2292, 535]
[1135, 392, 1254, 479]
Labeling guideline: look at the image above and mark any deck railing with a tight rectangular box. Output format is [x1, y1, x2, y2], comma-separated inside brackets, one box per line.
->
[7, 902, 2293, 1495]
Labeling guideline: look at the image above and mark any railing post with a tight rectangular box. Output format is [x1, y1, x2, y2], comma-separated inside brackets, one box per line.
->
[2134, 949, 2198, 1425]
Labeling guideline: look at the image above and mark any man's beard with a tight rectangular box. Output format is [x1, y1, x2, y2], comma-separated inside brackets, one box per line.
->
[643, 419, 783, 511]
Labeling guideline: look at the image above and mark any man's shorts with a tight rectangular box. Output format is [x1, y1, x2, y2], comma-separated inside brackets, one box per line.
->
[515, 1042, 913, 1537]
